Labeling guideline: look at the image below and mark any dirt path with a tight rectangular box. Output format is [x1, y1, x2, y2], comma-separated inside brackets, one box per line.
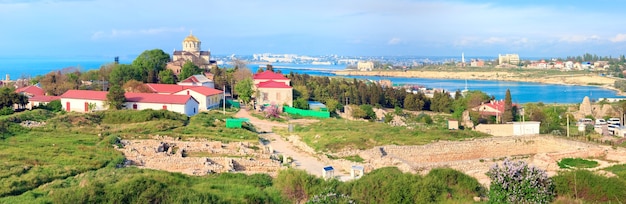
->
[234, 108, 350, 180]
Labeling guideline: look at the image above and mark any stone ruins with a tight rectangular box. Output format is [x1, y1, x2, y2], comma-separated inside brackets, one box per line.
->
[117, 136, 283, 176]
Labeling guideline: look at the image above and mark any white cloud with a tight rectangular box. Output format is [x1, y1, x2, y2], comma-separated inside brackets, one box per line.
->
[91, 27, 186, 39]
[387, 38, 401, 45]
[483, 37, 507, 44]
[559, 35, 600, 43]
[610, 34, 626, 42]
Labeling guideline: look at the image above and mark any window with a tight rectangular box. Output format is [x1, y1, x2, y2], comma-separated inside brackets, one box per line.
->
[162, 105, 167, 110]
[277, 92, 281, 100]
[133, 104, 137, 110]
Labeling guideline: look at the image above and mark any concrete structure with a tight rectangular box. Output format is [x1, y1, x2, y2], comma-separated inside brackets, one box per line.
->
[498, 54, 520, 65]
[351, 166, 364, 179]
[253, 70, 293, 107]
[166, 32, 213, 75]
[357, 61, 374, 71]
[145, 83, 223, 111]
[322, 166, 334, 179]
[448, 120, 459, 130]
[60, 90, 200, 116]
[256, 81, 293, 107]
[475, 121, 540, 136]
[177, 74, 214, 89]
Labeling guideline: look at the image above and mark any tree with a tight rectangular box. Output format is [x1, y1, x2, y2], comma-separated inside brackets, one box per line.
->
[132, 49, 171, 83]
[158, 69, 176, 84]
[293, 98, 309, 110]
[233, 66, 252, 83]
[293, 85, 310, 101]
[122, 80, 152, 93]
[234, 78, 253, 105]
[109, 64, 142, 86]
[179, 60, 203, 80]
[487, 159, 555, 203]
[502, 89, 514, 123]
[324, 98, 339, 113]
[106, 85, 126, 110]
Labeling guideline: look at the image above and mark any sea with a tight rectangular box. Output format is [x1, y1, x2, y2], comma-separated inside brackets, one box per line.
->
[0, 59, 622, 104]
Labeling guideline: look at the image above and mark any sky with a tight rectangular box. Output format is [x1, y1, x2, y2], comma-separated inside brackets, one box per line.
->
[2, 0, 626, 59]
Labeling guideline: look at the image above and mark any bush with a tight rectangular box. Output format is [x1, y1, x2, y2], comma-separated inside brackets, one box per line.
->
[359, 104, 376, 120]
[0, 107, 14, 116]
[487, 159, 555, 203]
[293, 98, 310, 110]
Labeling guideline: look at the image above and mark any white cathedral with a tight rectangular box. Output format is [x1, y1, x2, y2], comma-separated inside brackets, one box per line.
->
[166, 32, 214, 75]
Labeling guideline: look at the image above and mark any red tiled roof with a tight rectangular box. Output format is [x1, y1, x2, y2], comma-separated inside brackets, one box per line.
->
[145, 83, 222, 96]
[475, 100, 517, 116]
[253, 70, 289, 80]
[257, 80, 292, 89]
[180, 86, 223, 96]
[29, 95, 61, 102]
[15, 85, 45, 96]
[60, 89, 198, 105]
[60, 90, 108, 100]
[180, 75, 212, 83]
[145, 84, 186, 93]
[125, 92, 196, 104]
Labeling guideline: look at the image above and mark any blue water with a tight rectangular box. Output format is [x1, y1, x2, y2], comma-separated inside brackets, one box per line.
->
[0, 58, 622, 104]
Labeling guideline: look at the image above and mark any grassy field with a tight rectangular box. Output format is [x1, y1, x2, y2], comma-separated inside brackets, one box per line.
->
[557, 158, 600, 169]
[275, 117, 489, 152]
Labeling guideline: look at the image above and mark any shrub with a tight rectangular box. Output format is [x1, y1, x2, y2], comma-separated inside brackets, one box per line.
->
[487, 159, 555, 204]
[264, 105, 281, 119]
[0, 107, 14, 116]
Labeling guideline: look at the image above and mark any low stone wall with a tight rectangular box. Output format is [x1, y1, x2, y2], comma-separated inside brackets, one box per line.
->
[118, 136, 282, 176]
[474, 124, 513, 136]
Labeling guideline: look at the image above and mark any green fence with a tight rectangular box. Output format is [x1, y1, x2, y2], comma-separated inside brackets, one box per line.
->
[283, 106, 330, 118]
[225, 118, 249, 128]
[226, 100, 240, 108]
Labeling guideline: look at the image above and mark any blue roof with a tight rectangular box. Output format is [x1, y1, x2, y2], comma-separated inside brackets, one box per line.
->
[323, 166, 334, 171]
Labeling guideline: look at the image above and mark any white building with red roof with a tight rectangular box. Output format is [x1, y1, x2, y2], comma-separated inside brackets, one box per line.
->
[15, 85, 45, 97]
[252, 70, 290, 88]
[253, 73, 293, 107]
[177, 74, 214, 89]
[14, 85, 60, 109]
[471, 100, 518, 120]
[60, 90, 200, 116]
[27, 95, 61, 109]
[145, 83, 223, 111]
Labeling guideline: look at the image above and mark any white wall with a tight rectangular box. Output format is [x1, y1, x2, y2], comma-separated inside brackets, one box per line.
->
[257, 88, 293, 107]
[61, 98, 107, 113]
[124, 99, 198, 117]
[512, 122, 541, 136]
[173, 90, 222, 111]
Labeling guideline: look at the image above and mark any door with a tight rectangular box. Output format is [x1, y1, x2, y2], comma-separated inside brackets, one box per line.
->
[84, 102, 89, 112]
[66, 102, 70, 112]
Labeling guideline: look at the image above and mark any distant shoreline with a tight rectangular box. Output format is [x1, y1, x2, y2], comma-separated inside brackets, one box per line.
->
[334, 70, 625, 96]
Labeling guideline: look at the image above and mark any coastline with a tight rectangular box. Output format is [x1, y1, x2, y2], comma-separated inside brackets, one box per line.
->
[334, 70, 625, 96]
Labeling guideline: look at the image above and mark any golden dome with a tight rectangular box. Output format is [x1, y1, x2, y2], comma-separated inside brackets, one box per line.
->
[183, 32, 200, 42]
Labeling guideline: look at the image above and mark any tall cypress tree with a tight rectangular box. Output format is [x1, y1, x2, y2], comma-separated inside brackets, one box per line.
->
[502, 89, 513, 123]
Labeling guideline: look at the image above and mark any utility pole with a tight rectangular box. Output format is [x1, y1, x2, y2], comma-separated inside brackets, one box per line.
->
[223, 85, 226, 115]
[567, 113, 570, 137]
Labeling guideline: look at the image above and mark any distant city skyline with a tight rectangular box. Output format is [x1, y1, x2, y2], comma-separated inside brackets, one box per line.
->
[2, 0, 626, 58]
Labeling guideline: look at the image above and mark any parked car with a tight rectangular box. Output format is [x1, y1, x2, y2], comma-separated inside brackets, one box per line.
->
[608, 118, 621, 125]
[609, 124, 619, 135]
[577, 118, 593, 126]
[596, 119, 607, 125]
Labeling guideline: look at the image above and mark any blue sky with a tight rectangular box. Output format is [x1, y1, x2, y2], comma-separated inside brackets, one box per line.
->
[2, 0, 626, 58]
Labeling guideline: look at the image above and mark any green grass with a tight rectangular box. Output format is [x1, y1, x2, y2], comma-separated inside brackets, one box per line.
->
[0, 130, 124, 197]
[0, 167, 284, 203]
[276, 117, 488, 152]
[341, 155, 365, 163]
[557, 158, 599, 169]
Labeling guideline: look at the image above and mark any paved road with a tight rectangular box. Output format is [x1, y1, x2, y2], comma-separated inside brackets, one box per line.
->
[235, 108, 348, 179]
